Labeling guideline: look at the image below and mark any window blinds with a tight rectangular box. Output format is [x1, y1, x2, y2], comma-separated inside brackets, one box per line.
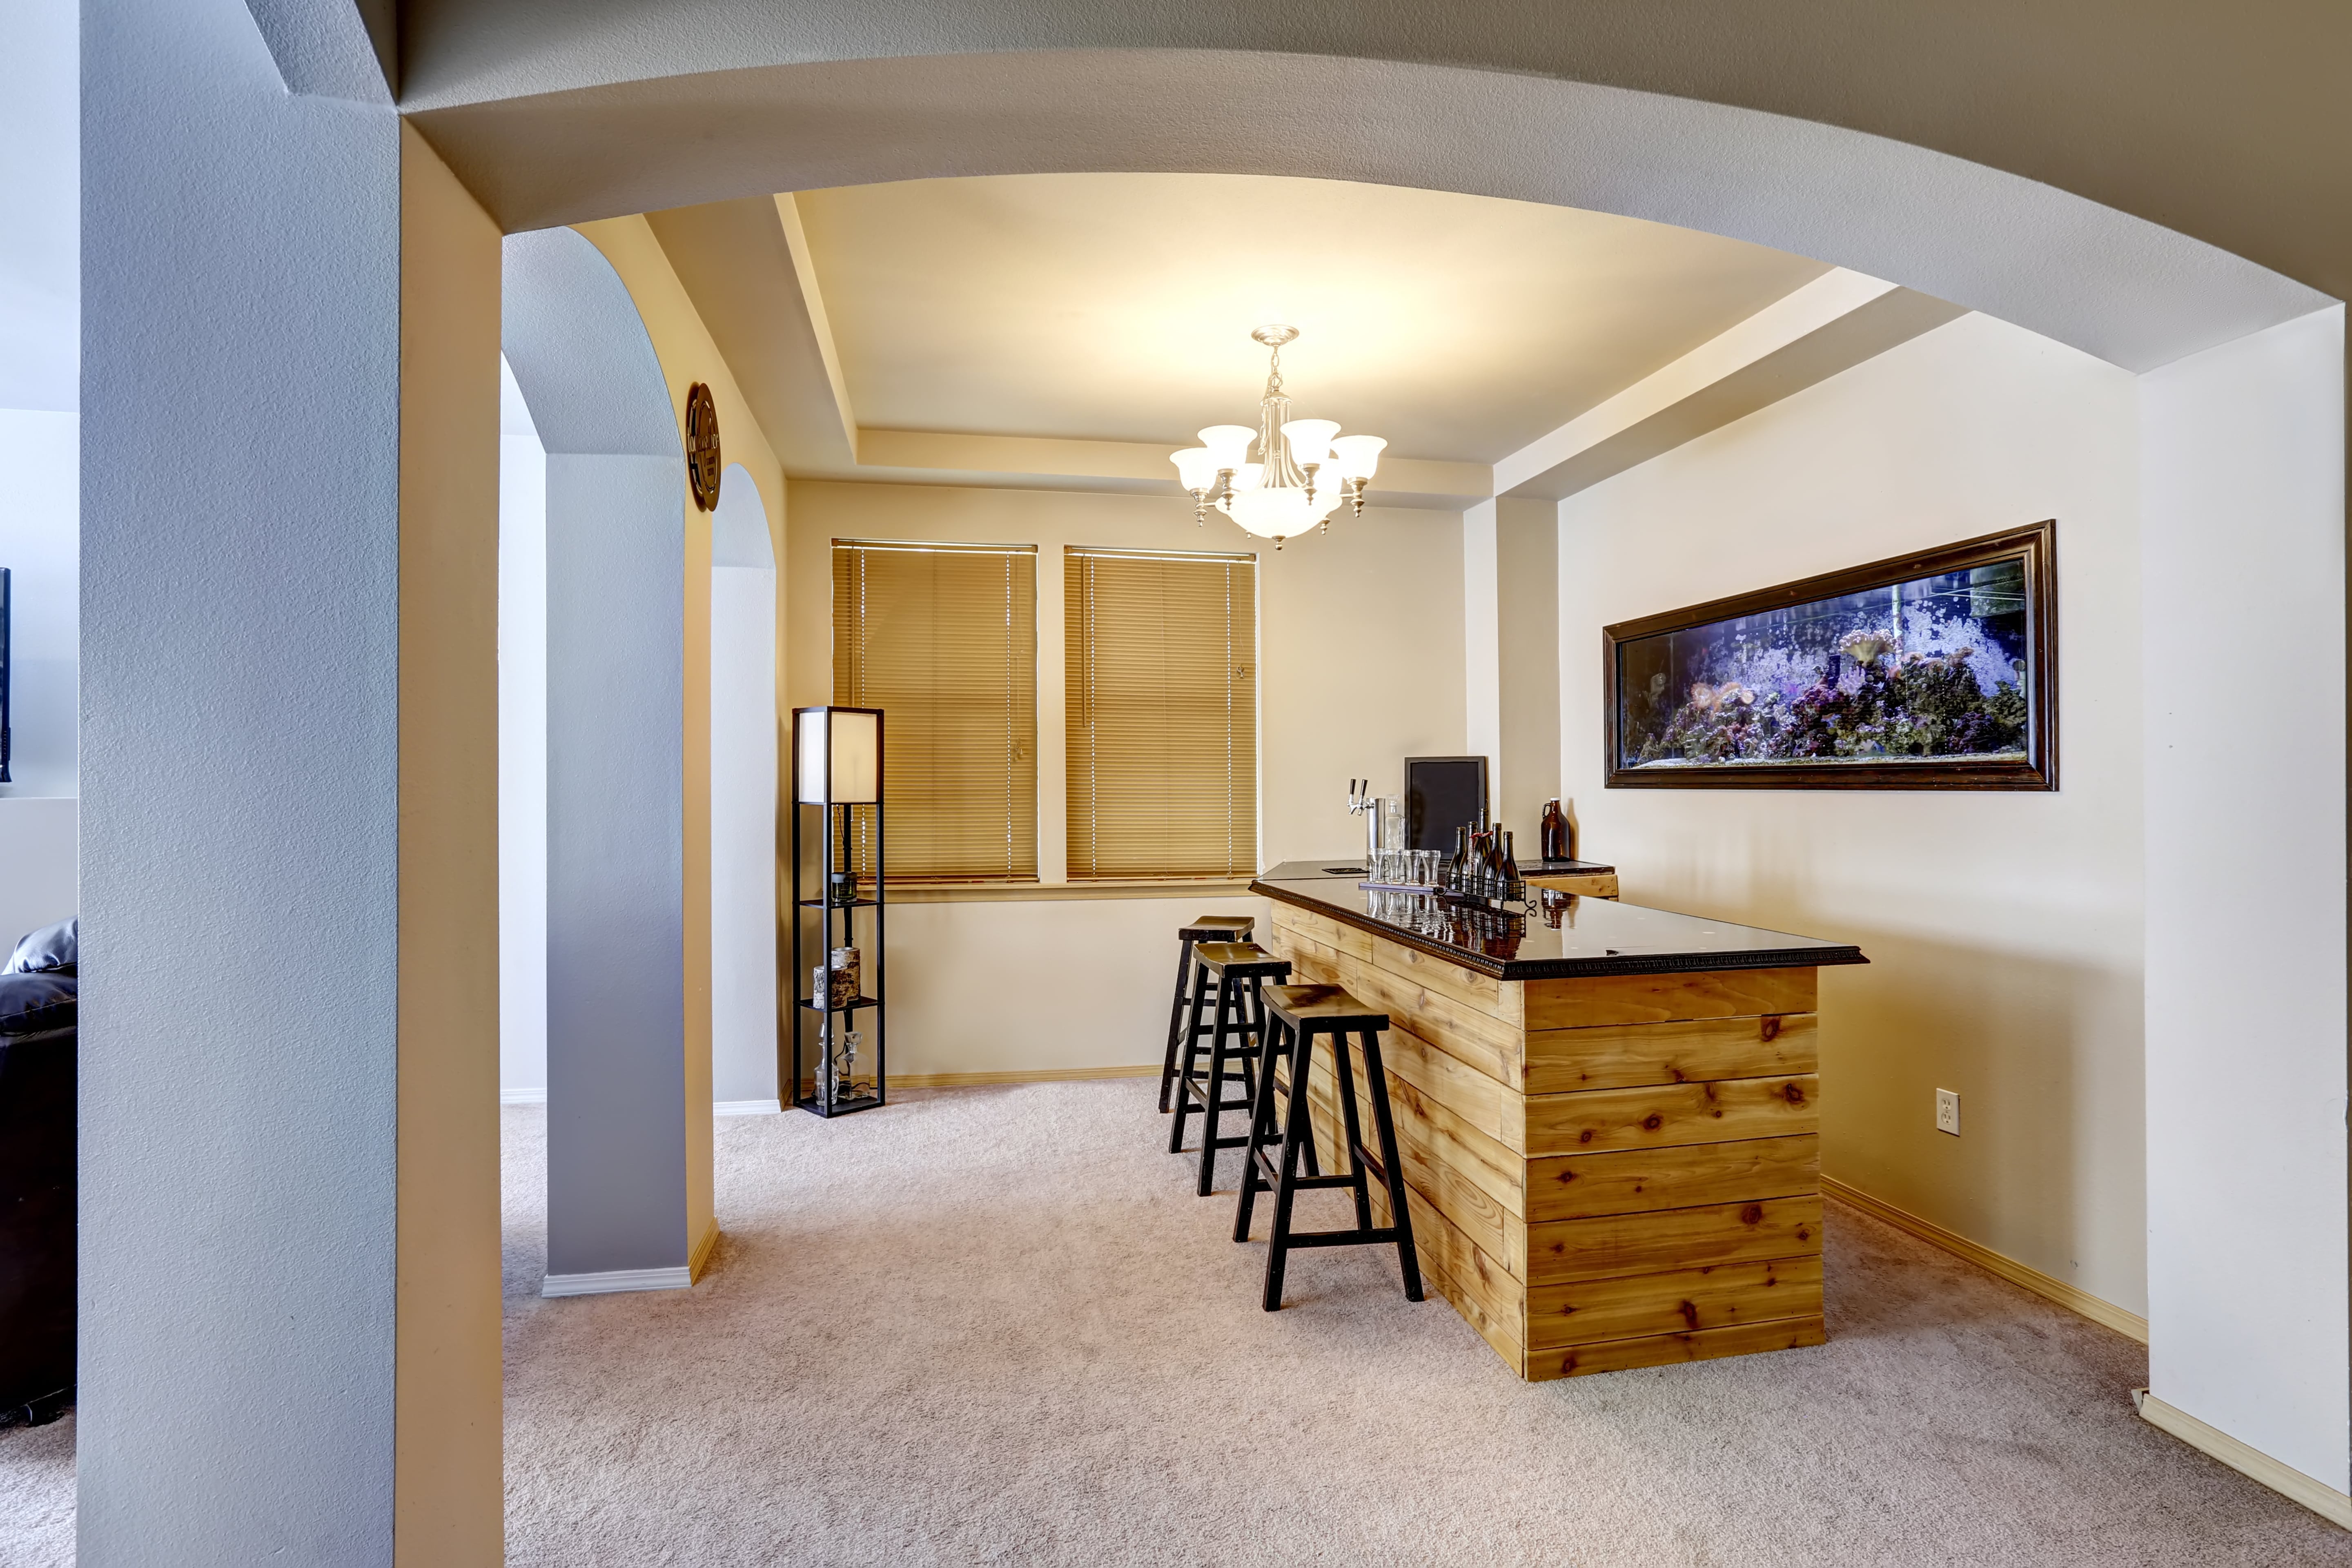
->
[833, 540, 1038, 882]
[1065, 546, 1258, 880]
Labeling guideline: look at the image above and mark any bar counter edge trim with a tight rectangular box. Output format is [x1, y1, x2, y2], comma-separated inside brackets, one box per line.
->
[1248, 879, 1870, 980]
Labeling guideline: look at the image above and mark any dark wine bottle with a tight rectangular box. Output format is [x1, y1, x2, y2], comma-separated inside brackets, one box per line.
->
[1540, 799, 1568, 863]
[1501, 829, 1521, 898]
[1449, 825, 1469, 893]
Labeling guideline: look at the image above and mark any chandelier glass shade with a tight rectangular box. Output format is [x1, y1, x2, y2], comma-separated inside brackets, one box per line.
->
[1171, 327, 1384, 545]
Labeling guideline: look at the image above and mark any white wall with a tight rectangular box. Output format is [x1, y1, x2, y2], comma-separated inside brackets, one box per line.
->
[1557, 312, 2150, 1316]
[498, 355, 549, 1101]
[0, 0, 80, 943]
[785, 480, 1464, 1075]
[0, 410, 79, 945]
[710, 464, 778, 1107]
[2140, 305, 2348, 1494]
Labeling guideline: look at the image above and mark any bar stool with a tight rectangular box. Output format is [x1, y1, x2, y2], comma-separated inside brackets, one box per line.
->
[1234, 983, 1424, 1311]
[1169, 941, 1291, 1196]
[1158, 913, 1256, 1114]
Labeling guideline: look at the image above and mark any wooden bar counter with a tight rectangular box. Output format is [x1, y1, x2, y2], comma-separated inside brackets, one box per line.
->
[1250, 862, 1867, 1381]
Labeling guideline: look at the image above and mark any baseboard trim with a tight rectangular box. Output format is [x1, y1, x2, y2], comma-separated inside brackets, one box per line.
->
[508, 1094, 783, 1114]
[1821, 1174, 2148, 1343]
[891, 1065, 1160, 1089]
[2134, 1389, 2352, 1529]
[541, 1265, 691, 1298]
[687, 1218, 720, 1282]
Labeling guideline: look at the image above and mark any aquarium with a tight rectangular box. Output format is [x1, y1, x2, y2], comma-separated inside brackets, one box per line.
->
[1604, 522, 2056, 791]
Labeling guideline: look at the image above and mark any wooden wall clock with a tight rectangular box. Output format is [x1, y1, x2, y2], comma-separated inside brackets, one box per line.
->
[684, 381, 722, 511]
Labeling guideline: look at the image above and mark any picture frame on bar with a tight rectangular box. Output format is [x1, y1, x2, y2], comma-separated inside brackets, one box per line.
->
[1603, 521, 2057, 791]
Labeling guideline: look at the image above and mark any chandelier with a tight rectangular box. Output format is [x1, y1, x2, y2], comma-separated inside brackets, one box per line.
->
[1170, 325, 1385, 547]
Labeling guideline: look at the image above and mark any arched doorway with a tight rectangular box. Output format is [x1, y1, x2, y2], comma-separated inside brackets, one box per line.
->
[72, 5, 2348, 1555]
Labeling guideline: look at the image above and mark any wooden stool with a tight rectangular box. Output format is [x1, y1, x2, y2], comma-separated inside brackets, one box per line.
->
[1235, 983, 1423, 1311]
[1158, 914, 1256, 1114]
[1169, 941, 1291, 1196]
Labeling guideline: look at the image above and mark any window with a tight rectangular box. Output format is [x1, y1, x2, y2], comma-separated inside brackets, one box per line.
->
[833, 539, 1037, 881]
[1065, 546, 1258, 880]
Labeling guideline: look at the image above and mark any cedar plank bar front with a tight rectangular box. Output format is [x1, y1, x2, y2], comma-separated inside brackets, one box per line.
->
[1249, 862, 1868, 1380]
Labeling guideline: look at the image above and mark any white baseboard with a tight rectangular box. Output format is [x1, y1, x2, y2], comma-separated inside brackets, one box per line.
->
[1821, 1174, 2148, 1342]
[503, 1091, 783, 1114]
[2135, 1388, 2352, 1529]
[893, 1064, 1159, 1088]
[541, 1265, 692, 1298]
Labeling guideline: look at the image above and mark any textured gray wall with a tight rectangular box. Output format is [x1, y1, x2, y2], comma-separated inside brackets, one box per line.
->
[502, 228, 690, 1279]
[82, 0, 401, 1558]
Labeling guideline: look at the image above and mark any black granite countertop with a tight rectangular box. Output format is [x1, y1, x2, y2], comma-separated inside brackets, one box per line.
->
[1251, 860, 1868, 981]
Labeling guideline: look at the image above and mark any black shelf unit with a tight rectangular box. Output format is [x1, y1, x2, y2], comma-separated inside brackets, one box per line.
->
[788, 705, 887, 1117]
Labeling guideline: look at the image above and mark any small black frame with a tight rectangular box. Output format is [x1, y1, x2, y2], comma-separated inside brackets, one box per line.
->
[1403, 755, 1489, 850]
[787, 705, 887, 1116]
[1603, 521, 2058, 792]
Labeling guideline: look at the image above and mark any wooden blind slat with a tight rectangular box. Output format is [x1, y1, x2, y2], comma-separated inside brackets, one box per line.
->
[834, 541, 1038, 881]
[1065, 548, 1258, 880]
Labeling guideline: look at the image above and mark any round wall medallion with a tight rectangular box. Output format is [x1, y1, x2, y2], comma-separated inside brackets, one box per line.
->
[684, 382, 722, 511]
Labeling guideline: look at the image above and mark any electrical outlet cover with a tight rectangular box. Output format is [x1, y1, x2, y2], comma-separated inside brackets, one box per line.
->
[1935, 1088, 1961, 1136]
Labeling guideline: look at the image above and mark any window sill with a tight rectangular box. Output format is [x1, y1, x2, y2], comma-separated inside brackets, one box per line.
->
[886, 879, 1259, 904]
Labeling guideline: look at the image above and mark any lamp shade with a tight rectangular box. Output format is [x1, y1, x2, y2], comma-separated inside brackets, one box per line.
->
[1227, 485, 1312, 540]
[1281, 419, 1341, 467]
[1329, 434, 1387, 481]
[796, 706, 882, 804]
[1198, 424, 1256, 469]
[1170, 446, 1221, 492]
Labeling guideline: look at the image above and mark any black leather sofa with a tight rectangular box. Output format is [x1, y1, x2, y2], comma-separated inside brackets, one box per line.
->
[0, 918, 75, 1426]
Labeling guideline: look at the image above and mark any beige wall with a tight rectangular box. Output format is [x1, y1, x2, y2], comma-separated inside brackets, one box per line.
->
[1556, 312, 2147, 1316]
[575, 216, 787, 1265]
[785, 481, 1465, 1074]
[394, 122, 505, 1566]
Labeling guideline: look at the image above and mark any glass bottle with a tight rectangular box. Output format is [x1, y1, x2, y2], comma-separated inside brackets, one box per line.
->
[1448, 825, 1468, 894]
[1540, 799, 1568, 863]
[1500, 830, 1521, 899]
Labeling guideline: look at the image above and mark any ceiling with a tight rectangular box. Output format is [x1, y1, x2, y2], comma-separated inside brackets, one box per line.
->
[787, 173, 1830, 465]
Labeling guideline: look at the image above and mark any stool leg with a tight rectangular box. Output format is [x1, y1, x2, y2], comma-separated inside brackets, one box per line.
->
[1233, 974, 1266, 1128]
[1157, 937, 1195, 1113]
[1196, 976, 1241, 1196]
[1359, 1029, 1424, 1303]
[1328, 1025, 1375, 1232]
[1234, 1014, 1288, 1243]
[1168, 960, 1212, 1155]
[1262, 1022, 1317, 1312]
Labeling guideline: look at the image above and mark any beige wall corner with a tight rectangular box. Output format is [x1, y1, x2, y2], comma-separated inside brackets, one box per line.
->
[395, 120, 505, 1567]
[572, 214, 791, 1259]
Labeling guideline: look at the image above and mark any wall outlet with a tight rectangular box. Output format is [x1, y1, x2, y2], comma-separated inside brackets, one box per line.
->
[1935, 1088, 1961, 1136]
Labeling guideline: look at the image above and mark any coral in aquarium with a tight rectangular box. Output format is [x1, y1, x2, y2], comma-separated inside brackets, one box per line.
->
[1630, 608, 2029, 768]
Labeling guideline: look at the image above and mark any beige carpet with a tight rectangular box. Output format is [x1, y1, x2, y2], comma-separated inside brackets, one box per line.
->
[499, 1085, 2347, 1567]
[5, 1084, 2346, 1564]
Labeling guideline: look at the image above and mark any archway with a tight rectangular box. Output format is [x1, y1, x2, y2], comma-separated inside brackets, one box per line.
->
[501, 225, 711, 1296]
[74, 2, 2348, 1554]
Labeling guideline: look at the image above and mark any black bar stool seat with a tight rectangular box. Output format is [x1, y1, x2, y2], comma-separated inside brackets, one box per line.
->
[1169, 941, 1291, 1196]
[1158, 913, 1256, 1114]
[1235, 982, 1424, 1311]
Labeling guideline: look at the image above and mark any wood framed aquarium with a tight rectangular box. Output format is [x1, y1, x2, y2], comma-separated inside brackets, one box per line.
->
[1604, 521, 2057, 791]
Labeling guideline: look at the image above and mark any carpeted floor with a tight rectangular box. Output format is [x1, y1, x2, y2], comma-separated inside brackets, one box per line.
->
[6, 1082, 2347, 1565]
